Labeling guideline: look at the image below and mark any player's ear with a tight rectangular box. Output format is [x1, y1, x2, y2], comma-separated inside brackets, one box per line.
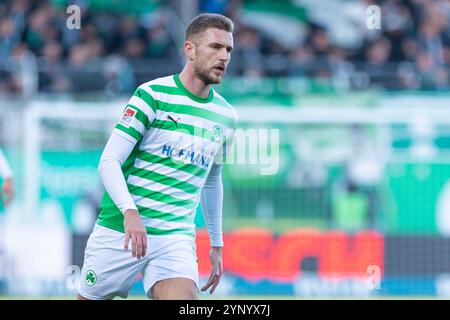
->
[184, 40, 195, 61]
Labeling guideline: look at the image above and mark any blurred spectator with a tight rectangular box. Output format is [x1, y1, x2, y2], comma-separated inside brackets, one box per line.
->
[309, 27, 332, 59]
[415, 51, 449, 90]
[123, 38, 146, 59]
[40, 40, 70, 93]
[366, 37, 392, 65]
[417, 21, 445, 67]
[23, 5, 51, 54]
[381, 0, 414, 62]
[144, 22, 177, 59]
[233, 26, 264, 77]
[362, 37, 397, 88]
[401, 37, 419, 63]
[0, 0, 450, 94]
[199, 0, 241, 21]
[102, 55, 135, 97]
[290, 46, 313, 77]
[8, 43, 37, 96]
[0, 17, 19, 60]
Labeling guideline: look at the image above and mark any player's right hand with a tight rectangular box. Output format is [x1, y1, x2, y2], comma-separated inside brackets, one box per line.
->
[124, 209, 147, 259]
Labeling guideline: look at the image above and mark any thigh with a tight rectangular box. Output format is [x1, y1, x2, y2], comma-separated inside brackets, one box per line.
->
[78, 224, 148, 300]
[151, 277, 198, 300]
[143, 236, 199, 300]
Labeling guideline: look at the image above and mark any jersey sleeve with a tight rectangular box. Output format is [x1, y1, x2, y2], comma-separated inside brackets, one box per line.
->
[214, 108, 237, 165]
[113, 85, 157, 144]
[98, 132, 138, 214]
[200, 163, 224, 247]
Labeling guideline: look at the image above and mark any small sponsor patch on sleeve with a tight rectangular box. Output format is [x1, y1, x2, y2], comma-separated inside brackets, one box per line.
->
[119, 107, 136, 127]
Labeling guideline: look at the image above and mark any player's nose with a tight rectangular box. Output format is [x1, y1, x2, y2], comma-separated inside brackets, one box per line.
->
[219, 48, 230, 62]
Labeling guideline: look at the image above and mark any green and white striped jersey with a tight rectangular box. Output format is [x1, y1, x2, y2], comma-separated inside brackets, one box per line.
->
[97, 74, 237, 238]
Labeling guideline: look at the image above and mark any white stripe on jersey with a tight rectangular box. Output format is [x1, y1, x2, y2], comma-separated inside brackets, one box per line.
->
[128, 95, 156, 119]
[127, 174, 198, 202]
[139, 127, 220, 157]
[132, 194, 194, 216]
[140, 216, 195, 231]
[133, 158, 206, 188]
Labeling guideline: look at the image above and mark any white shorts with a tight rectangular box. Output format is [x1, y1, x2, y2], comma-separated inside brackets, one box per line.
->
[78, 224, 199, 300]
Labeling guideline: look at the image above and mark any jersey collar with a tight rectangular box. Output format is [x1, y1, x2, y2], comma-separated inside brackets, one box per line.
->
[173, 73, 214, 104]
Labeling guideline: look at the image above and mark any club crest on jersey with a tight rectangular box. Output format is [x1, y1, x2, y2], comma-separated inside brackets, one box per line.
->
[119, 107, 136, 127]
[212, 125, 223, 143]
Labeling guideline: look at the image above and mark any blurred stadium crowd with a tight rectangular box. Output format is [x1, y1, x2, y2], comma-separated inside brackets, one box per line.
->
[1, 0, 450, 96]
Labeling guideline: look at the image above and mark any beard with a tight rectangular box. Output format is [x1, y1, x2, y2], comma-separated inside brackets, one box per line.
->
[194, 63, 222, 85]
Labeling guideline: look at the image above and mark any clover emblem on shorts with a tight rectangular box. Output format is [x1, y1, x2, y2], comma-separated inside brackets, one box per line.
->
[85, 270, 97, 286]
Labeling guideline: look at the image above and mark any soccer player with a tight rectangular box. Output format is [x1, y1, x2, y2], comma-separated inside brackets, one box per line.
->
[78, 13, 237, 300]
[0, 148, 13, 208]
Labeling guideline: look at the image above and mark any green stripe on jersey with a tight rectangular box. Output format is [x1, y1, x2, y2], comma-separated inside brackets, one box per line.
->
[212, 95, 232, 109]
[115, 124, 143, 141]
[127, 104, 151, 129]
[145, 225, 195, 237]
[149, 84, 181, 96]
[155, 100, 234, 129]
[134, 88, 156, 113]
[129, 166, 200, 194]
[136, 151, 208, 178]
[137, 205, 193, 223]
[173, 74, 214, 103]
[152, 119, 212, 140]
[127, 184, 197, 209]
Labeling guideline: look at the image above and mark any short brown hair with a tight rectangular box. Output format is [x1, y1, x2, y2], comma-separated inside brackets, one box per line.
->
[185, 13, 234, 41]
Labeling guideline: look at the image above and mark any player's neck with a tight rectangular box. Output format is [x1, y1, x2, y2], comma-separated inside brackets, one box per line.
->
[178, 69, 210, 99]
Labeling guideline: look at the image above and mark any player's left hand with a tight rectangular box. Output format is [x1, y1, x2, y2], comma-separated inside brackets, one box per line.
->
[201, 246, 223, 294]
